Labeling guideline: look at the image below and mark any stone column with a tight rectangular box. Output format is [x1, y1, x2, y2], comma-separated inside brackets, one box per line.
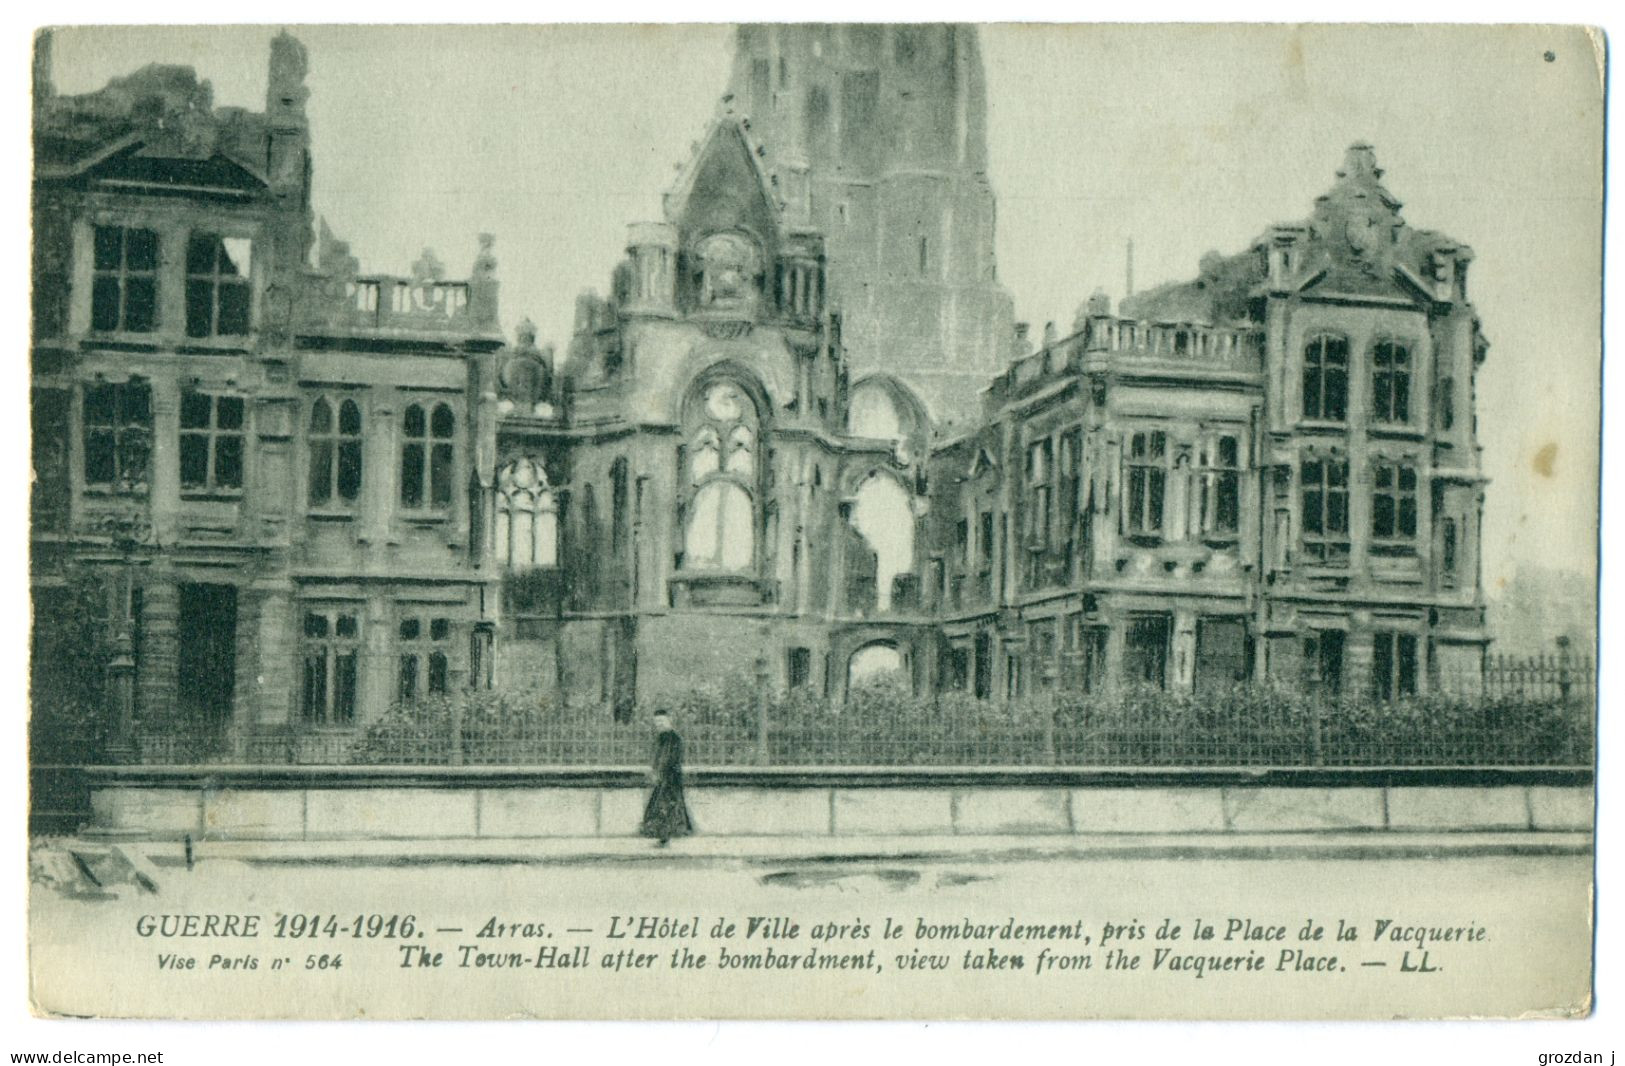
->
[362, 399, 396, 550]
[67, 218, 94, 335]
[156, 219, 187, 348]
[254, 585, 296, 726]
[361, 595, 392, 727]
[228, 585, 260, 754]
[148, 385, 181, 546]
[1172, 612, 1197, 691]
[136, 562, 179, 724]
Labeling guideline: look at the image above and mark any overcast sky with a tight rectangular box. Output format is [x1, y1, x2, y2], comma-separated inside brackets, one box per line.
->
[47, 24, 1603, 598]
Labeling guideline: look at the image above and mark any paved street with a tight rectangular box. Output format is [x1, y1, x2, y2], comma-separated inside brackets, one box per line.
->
[28, 833, 1593, 1020]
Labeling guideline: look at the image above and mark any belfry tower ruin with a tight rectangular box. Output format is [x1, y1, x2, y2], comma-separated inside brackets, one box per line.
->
[725, 24, 1015, 423]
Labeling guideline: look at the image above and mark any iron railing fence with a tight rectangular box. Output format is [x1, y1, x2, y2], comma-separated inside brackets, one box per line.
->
[104, 677, 1595, 769]
[1440, 653, 1595, 703]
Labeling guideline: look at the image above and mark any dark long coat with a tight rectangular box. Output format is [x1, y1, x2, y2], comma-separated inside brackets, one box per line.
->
[639, 729, 695, 840]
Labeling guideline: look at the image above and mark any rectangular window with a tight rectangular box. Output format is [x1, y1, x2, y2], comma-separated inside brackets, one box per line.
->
[787, 647, 812, 690]
[1195, 617, 1250, 694]
[1437, 376, 1456, 431]
[179, 391, 245, 493]
[1124, 430, 1167, 538]
[1079, 626, 1108, 694]
[91, 226, 158, 333]
[956, 517, 970, 565]
[1371, 460, 1419, 545]
[1300, 457, 1350, 564]
[1371, 341, 1412, 424]
[1029, 622, 1057, 689]
[469, 626, 494, 691]
[185, 235, 252, 338]
[1199, 434, 1241, 538]
[31, 388, 71, 529]
[83, 380, 152, 494]
[978, 510, 994, 566]
[1303, 630, 1345, 696]
[1302, 335, 1348, 421]
[1058, 430, 1081, 529]
[301, 609, 359, 726]
[1125, 614, 1171, 689]
[397, 615, 453, 702]
[1372, 631, 1418, 701]
[1441, 517, 1459, 587]
[1026, 438, 1052, 548]
[1005, 653, 1022, 700]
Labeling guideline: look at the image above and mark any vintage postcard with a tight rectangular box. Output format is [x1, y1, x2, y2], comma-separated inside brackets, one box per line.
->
[25, 22, 1601, 1021]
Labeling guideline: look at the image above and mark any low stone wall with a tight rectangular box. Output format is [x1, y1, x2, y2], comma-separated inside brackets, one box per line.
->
[75, 767, 1594, 842]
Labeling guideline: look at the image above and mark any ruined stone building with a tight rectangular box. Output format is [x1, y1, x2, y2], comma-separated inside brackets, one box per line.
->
[31, 34, 504, 756]
[926, 144, 1489, 702]
[30, 28, 1489, 759]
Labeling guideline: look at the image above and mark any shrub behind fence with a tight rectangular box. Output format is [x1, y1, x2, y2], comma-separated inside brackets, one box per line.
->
[111, 672, 1593, 769]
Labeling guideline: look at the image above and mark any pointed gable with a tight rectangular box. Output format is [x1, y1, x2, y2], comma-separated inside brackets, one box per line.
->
[663, 120, 782, 254]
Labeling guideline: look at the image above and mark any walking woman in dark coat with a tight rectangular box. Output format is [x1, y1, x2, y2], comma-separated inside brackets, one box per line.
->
[640, 711, 694, 846]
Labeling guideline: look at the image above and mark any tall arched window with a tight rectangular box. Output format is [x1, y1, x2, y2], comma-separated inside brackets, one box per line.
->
[495, 457, 558, 568]
[683, 380, 758, 570]
[308, 396, 362, 508]
[401, 402, 455, 511]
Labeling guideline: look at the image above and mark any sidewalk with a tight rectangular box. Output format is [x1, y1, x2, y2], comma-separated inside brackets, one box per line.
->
[114, 830, 1593, 866]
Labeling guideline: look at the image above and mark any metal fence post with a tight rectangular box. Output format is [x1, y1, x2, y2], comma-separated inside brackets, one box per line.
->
[1042, 663, 1057, 765]
[754, 655, 770, 767]
[1309, 700, 1324, 767]
[449, 697, 465, 767]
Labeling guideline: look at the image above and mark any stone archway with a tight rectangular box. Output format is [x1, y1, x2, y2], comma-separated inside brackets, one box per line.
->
[847, 640, 905, 688]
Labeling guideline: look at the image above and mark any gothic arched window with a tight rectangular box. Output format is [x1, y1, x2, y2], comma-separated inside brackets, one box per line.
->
[308, 395, 362, 508]
[495, 457, 558, 568]
[683, 380, 758, 570]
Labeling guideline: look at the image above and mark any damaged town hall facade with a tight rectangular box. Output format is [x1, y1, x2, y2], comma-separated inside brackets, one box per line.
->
[30, 27, 1489, 755]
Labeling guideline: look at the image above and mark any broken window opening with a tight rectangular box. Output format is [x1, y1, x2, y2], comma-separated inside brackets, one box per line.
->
[496, 457, 558, 568]
[185, 234, 252, 338]
[683, 381, 758, 570]
[850, 473, 914, 611]
[848, 642, 905, 690]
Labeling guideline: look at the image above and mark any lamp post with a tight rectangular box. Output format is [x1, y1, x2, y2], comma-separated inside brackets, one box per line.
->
[97, 513, 152, 765]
